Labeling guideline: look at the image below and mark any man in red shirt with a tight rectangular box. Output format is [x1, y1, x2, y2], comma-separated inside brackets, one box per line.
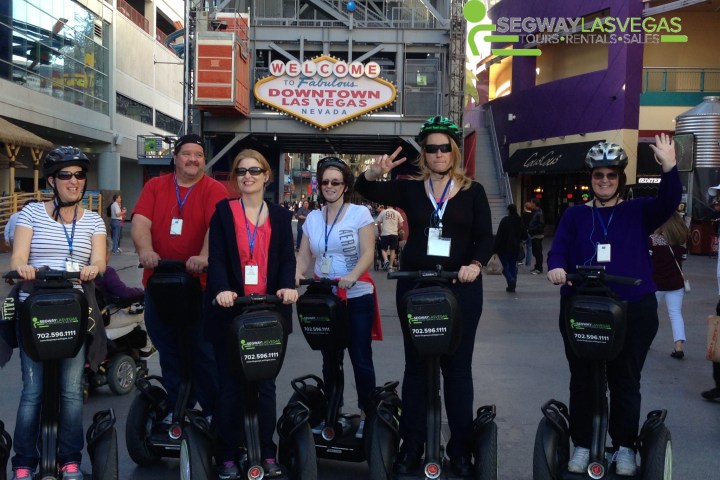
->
[132, 133, 228, 423]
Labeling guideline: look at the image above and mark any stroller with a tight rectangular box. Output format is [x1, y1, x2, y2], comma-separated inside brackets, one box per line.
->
[83, 288, 151, 399]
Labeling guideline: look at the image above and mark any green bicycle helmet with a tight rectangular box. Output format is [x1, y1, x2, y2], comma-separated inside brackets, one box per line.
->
[416, 116, 462, 146]
[585, 142, 628, 170]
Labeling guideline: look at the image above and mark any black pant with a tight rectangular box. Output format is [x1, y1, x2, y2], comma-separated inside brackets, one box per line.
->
[395, 278, 483, 460]
[713, 361, 720, 388]
[531, 237, 544, 271]
[559, 293, 658, 449]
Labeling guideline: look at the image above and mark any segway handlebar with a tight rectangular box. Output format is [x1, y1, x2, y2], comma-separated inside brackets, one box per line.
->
[388, 267, 458, 280]
[4, 269, 82, 281]
[138, 259, 203, 272]
[566, 265, 641, 286]
[298, 278, 340, 286]
[212, 293, 283, 307]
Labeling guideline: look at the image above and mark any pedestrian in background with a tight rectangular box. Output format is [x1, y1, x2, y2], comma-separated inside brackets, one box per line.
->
[519, 201, 534, 266]
[494, 204, 526, 293]
[528, 198, 545, 274]
[109, 194, 126, 254]
[648, 212, 689, 359]
[294, 199, 311, 252]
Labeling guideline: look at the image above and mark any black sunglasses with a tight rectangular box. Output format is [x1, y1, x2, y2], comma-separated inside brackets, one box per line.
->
[425, 143, 452, 154]
[592, 171, 619, 180]
[235, 167, 266, 176]
[55, 171, 87, 181]
[321, 179, 344, 187]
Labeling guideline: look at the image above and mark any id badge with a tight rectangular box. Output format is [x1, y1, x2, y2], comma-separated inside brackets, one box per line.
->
[244, 264, 259, 285]
[320, 255, 332, 275]
[170, 218, 183, 236]
[427, 233, 451, 257]
[65, 259, 80, 272]
[597, 243, 611, 263]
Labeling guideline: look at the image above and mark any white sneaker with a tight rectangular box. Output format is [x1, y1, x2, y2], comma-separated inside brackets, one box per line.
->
[567, 446, 590, 473]
[613, 447, 637, 476]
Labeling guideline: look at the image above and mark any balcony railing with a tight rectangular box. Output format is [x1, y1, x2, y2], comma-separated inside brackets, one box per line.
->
[643, 67, 720, 93]
[118, 0, 150, 34]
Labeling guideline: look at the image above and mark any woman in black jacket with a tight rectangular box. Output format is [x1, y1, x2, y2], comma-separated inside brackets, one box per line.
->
[205, 149, 297, 479]
[494, 204, 526, 292]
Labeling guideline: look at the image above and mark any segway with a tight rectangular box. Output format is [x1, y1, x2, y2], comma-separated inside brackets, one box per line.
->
[125, 260, 212, 470]
[5, 269, 118, 479]
[277, 278, 398, 475]
[205, 293, 297, 480]
[532, 265, 672, 480]
[0, 419, 10, 480]
[367, 266, 498, 480]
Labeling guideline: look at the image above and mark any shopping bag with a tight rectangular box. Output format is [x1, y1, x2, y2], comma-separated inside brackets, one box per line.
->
[706, 315, 720, 362]
[684, 279, 691, 293]
[485, 254, 503, 275]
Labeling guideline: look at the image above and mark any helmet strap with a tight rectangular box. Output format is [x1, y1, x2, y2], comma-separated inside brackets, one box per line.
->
[50, 181, 86, 218]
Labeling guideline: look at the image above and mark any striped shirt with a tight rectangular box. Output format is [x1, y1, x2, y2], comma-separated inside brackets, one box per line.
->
[17, 201, 106, 271]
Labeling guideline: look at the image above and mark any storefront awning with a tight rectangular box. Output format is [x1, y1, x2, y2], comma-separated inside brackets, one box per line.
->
[505, 140, 601, 175]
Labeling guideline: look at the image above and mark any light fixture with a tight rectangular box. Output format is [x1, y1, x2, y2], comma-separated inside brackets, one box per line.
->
[273, 134, 277, 141]
[508, 113, 516, 121]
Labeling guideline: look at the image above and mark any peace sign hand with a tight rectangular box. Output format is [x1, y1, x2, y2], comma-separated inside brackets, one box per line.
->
[365, 147, 407, 181]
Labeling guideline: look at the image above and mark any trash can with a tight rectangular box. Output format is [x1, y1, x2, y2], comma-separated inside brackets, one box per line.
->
[690, 221, 715, 256]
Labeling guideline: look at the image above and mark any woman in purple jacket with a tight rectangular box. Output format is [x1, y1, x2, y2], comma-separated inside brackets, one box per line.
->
[546, 134, 680, 476]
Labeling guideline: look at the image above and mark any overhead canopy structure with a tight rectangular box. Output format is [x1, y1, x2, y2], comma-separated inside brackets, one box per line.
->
[0, 116, 53, 194]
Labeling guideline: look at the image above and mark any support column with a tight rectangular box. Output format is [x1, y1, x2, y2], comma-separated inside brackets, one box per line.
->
[98, 151, 121, 190]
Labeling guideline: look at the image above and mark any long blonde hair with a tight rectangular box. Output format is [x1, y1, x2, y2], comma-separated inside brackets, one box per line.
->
[414, 134, 473, 190]
[655, 213, 689, 246]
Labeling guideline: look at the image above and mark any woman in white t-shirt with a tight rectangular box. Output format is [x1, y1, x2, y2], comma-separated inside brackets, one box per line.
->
[296, 157, 378, 433]
[10, 147, 106, 480]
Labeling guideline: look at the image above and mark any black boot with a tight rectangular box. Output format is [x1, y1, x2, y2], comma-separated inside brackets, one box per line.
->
[506, 281, 516, 293]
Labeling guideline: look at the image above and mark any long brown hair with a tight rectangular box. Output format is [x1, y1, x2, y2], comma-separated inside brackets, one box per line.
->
[655, 213, 689, 246]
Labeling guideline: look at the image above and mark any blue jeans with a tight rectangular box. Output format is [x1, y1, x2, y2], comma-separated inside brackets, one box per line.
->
[143, 290, 218, 416]
[296, 226, 304, 250]
[110, 219, 122, 252]
[500, 253, 518, 287]
[395, 279, 483, 461]
[524, 237, 533, 266]
[12, 340, 86, 469]
[321, 293, 376, 411]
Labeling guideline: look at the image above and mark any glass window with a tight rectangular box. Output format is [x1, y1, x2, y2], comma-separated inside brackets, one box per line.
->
[117, 93, 152, 125]
[1, 0, 110, 114]
[156, 110, 182, 135]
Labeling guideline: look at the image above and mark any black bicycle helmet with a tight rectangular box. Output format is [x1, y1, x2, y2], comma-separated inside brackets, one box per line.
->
[585, 142, 628, 170]
[416, 116, 462, 146]
[317, 156, 354, 203]
[43, 147, 90, 178]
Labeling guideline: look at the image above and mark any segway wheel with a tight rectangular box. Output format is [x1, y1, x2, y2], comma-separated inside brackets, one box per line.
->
[279, 422, 317, 480]
[366, 416, 398, 480]
[87, 410, 119, 480]
[107, 354, 136, 395]
[532, 417, 561, 480]
[474, 421, 498, 480]
[126, 385, 166, 466]
[641, 425, 672, 480]
[180, 421, 214, 480]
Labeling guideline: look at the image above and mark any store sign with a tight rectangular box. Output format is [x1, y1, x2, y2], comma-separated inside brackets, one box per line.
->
[638, 177, 661, 184]
[254, 55, 397, 129]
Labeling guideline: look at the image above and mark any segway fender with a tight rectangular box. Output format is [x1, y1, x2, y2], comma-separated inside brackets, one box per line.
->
[86, 409, 118, 480]
[277, 399, 312, 440]
[636, 409, 667, 448]
[473, 405, 497, 432]
[0, 420, 12, 480]
[539, 400, 571, 474]
[368, 383, 402, 437]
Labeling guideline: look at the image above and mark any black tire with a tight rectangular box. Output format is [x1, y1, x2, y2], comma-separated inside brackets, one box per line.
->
[279, 422, 317, 480]
[366, 416, 398, 480]
[641, 425, 672, 480]
[474, 421, 498, 480]
[125, 385, 166, 466]
[89, 425, 118, 480]
[532, 418, 558, 480]
[179, 422, 214, 480]
[107, 354, 136, 395]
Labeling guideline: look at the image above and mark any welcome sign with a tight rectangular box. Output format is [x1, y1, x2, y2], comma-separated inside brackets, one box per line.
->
[254, 55, 397, 129]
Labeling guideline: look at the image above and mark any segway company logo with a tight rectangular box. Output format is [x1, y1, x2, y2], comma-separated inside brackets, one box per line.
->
[32, 316, 80, 328]
[254, 55, 397, 129]
[569, 319, 611, 331]
[463, 0, 687, 58]
[240, 338, 282, 350]
[407, 313, 449, 325]
[299, 314, 331, 323]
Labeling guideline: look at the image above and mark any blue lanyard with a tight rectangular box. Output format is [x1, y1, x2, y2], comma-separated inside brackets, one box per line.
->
[428, 178, 453, 223]
[324, 203, 346, 256]
[60, 205, 78, 256]
[593, 204, 615, 242]
[241, 199, 264, 261]
[174, 175, 195, 217]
